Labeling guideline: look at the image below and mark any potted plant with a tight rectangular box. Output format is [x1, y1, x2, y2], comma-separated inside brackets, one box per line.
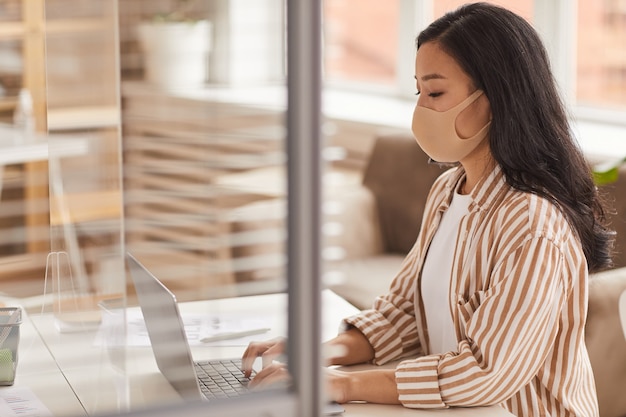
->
[137, 0, 212, 90]
[593, 156, 626, 185]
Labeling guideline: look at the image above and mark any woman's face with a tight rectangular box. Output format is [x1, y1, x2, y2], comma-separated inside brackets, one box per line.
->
[413, 41, 491, 140]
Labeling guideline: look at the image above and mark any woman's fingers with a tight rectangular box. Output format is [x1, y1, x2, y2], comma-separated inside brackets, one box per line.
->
[241, 340, 273, 377]
[324, 368, 354, 404]
[248, 363, 291, 390]
[241, 337, 286, 377]
[247, 363, 351, 404]
[261, 339, 285, 368]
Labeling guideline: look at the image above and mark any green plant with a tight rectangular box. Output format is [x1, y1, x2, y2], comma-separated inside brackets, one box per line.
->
[152, 0, 197, 23]
[592, 156, 626, 185]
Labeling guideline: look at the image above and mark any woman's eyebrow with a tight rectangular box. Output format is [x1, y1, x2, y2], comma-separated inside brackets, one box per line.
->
[414, 73, 447, 81]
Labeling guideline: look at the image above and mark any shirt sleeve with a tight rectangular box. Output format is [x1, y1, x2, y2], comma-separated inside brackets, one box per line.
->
[395, 234, 569, 408]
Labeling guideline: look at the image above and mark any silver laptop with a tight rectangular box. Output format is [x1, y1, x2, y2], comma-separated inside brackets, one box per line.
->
[127, 252, 256, 401]
[126, 252, 344, 415]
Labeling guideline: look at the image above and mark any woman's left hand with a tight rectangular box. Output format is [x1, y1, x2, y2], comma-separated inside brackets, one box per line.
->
[324, 368, 353, 403]
[248, 363, 353, 404]
[248, 362, 291, 390]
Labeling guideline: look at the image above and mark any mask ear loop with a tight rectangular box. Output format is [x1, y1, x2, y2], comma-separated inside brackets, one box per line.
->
[427, 157, 459, 168]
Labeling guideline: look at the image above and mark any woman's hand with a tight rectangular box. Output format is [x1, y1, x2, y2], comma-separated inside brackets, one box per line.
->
[248, 363, 353, 403]
[327, 368, 400, 405]
[325, 368, 353, 403]
[242, 340, 400, 406]
[241, 337, 286, 378]
[248, 362, 291, 390]
[242, 338, 290, 390]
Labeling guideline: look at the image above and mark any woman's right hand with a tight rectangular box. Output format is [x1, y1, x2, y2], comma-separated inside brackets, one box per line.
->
[241, 337, 286, 378]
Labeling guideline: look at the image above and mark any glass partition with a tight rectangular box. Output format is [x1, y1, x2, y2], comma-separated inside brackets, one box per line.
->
[0, 0, 344, 415]
[37, 0, 297, 415]
[38, 0, 127, 415]
[120, 0, 287, 302]
[45, 0, 124, 323]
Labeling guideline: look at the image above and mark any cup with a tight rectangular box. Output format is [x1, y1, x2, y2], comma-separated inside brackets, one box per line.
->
[0, 307, 22, 385]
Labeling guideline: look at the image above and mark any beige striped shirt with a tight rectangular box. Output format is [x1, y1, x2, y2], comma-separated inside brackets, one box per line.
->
[344, 164, 599, 416]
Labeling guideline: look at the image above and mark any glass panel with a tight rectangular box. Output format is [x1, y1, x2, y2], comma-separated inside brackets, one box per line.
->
[20, 0, 293, 415]
[0, 0, 328, 415]
[118, 0, 291, 413]
[120, 0, 287, 301]
[37, 0, 126, 415]
[44, 0, 123, 304]
[577, 0, 626, 109]
[323, 0, 400, 86]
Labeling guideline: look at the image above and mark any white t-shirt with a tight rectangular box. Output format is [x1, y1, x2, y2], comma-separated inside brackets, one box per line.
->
[420, 186, 471, 354]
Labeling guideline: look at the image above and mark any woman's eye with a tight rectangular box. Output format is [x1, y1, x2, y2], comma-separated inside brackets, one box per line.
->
[429, 92, 443, 98]
[415, 91, 421, 96]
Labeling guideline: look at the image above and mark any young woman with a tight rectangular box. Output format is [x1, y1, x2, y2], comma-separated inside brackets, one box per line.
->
[242, 3, 614, 416]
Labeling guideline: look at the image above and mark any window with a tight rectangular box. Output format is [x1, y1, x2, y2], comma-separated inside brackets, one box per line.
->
[323, 0, 400, 88]
[432, 0, 533, 20]
[577, 0, 626, 109]
[323, 0, 626, 115]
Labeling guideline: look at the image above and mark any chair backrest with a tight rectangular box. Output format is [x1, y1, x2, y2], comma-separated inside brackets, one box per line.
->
[586, 268, 626, 417]
[361, 134, 444, 254]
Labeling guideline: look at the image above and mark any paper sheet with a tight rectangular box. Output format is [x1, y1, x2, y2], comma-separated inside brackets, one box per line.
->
[94, 309, 272, 347]
[0, 387, 53, 417]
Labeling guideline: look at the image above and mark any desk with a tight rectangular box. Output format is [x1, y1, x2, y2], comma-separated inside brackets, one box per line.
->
[13, 290, 512, 416]
[0, 125, 90, 262]
[0, 125, 102, 294]
[0, 125, 89, 212]
[0, 131, 89, 166]
[5, 308, 87, 416]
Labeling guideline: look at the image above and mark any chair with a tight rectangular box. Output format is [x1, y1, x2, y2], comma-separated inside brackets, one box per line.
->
[584, 268, 626, 417]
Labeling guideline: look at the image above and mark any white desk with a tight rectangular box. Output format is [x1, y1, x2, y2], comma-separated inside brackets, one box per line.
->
[13, 291, 512, 416]
[4, 308, 87, 416]
[0, 124, 89, 195]
[0, 125, 96, 292]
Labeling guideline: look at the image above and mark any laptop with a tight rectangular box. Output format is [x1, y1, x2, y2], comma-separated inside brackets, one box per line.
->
[126, 252, 344, 415]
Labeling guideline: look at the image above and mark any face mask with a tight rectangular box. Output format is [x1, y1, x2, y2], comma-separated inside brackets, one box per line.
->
[411, 90, 491, 163]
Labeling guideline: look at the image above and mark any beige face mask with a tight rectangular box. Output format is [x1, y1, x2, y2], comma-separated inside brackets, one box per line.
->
[412, 90, 491, 163]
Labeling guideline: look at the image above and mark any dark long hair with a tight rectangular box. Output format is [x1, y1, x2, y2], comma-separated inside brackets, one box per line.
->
[417, 2, 614, 272]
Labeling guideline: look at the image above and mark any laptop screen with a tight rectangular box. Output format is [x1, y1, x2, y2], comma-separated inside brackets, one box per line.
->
[127, 252, 203, 400]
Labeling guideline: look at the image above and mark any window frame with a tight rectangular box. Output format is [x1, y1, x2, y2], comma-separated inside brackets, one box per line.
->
[327, 0, 626, 124]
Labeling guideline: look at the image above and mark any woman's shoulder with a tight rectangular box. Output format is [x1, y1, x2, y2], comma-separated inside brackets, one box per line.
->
[496, 187, 575, 243]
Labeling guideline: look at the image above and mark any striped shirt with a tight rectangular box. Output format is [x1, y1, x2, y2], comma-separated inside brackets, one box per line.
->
[344, 164, 599, 416]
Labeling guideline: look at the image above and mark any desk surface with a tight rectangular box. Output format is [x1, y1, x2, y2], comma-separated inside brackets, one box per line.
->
[7, 291, 513, 417]
[0, 125, 89, 166]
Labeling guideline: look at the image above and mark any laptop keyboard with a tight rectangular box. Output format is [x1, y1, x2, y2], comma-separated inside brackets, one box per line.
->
[194, 359, 255, 399]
